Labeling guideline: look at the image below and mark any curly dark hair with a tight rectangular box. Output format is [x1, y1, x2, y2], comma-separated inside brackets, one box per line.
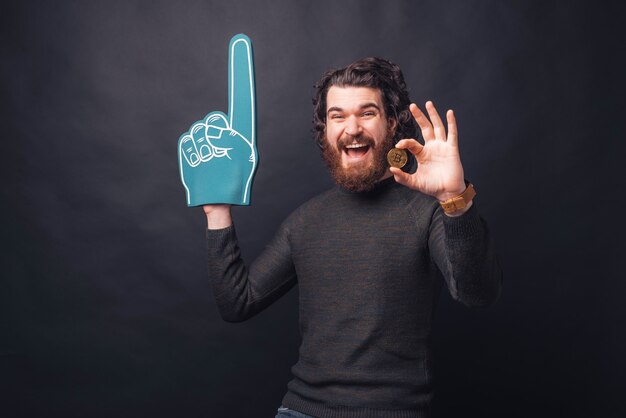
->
[312, 57, 418, 149]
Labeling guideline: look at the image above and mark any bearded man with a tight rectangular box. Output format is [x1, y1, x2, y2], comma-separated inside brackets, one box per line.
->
[204, 57, 502, 418]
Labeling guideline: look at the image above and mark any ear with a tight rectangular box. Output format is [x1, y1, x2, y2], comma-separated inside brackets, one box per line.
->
[388, 117, 398, 137]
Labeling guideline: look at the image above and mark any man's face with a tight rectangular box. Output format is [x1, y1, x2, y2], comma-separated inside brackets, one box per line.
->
[322, 86, 396, 192]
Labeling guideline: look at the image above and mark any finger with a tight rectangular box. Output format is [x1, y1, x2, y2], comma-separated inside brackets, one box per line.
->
[425, 101, 446, 140]
[389, 166, 412, 187]
[205, 112, 230, 150]
[190, 121, 213, 162]
[228, 34, 256, 144]
[179, 133, 201, 167]
[395, 138, 425, 157]
[446, 109, 458, 146]
[205, 112, 229, 138]
[409, 103, 434, 141]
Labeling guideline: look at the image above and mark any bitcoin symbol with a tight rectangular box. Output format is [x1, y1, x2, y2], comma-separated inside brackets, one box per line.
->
[386, 148, 408, 169]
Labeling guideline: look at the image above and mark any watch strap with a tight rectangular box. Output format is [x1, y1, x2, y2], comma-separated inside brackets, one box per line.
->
[439, 182, 476, 214]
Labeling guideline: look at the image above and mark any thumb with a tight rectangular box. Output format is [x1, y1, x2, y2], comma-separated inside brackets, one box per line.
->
[390, 167, 413, 188]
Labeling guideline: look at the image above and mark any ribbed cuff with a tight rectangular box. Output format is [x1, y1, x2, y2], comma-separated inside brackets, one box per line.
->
[441, 201, 482, 240]
[205, 224, 236, 242]
[282, 392, 430, 418]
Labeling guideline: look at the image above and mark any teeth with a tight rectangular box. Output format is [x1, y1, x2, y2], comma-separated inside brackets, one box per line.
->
[345, 144, 368, 149]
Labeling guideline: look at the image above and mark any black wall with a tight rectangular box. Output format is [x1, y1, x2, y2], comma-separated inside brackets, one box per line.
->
[2, 1, 624, 417]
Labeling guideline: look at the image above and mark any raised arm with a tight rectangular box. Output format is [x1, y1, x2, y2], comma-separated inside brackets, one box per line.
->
[206, 216, 297, 322]
[391, 100, 501, 305]
[428, 202, 502, 307]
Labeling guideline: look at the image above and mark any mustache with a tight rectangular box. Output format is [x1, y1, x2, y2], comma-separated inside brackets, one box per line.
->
[336, 135, 377, 151]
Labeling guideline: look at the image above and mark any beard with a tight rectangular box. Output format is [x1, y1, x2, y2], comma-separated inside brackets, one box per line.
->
[321, 132, 395, 193]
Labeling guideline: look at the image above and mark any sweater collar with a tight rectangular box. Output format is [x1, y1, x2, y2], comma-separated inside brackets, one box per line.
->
[336, 175, 396, 197]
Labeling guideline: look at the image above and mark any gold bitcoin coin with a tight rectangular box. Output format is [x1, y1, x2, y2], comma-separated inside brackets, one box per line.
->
[387, 148, 408, 169]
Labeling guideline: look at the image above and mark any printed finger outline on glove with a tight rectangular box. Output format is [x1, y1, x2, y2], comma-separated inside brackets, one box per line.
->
[178, 34, 257, 206]
[180, 113, 234, 167]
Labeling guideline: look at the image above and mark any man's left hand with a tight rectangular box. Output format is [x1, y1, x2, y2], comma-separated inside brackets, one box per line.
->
[390, 101, 469, 212]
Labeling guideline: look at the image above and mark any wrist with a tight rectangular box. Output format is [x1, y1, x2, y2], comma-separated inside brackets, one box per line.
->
[438, 181, 476, 216]
[204, 204, 233, 229]
[443, 200, 473, 217]
[435, 186, 466, 202]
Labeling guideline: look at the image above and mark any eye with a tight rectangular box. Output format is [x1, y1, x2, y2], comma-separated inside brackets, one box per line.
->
[362, 111, 376, 117]
[330, 114, 344, 120]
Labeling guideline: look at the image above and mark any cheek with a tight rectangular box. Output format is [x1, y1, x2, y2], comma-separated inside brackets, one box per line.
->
[369, 122, 389, 142]
[325, 126, 341, 145]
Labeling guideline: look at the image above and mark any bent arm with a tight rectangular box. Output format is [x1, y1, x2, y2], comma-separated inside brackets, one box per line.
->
[206, 218, 297, 322]
[428, 202, 502, 307]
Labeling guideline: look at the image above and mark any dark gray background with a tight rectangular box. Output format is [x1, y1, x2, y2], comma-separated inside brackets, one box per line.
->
[1, 1, 624, 417]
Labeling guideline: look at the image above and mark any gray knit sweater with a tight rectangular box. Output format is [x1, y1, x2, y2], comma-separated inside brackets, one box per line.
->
[206, 177, 502, 418]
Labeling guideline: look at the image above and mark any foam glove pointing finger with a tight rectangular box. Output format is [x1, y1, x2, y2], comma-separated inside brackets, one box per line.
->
[178, 34, 257, 206]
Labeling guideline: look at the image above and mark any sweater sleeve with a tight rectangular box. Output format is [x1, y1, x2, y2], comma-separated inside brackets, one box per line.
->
[206, 220, 297, 322]
[428, 202, 503, 307]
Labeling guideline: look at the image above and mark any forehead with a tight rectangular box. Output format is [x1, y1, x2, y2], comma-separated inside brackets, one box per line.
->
[326, 86, 384, 111]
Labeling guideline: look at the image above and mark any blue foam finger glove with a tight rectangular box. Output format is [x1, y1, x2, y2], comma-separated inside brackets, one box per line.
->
[178, 34, 257, 206]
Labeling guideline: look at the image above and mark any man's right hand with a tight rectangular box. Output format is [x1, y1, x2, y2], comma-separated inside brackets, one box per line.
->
[204, 204, 233, 229]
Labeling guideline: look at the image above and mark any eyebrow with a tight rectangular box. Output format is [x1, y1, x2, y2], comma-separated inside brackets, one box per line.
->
[327, 102, 381, 114]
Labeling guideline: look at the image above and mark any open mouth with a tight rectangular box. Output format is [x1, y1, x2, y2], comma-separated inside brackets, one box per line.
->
[343, 143, 371, 160]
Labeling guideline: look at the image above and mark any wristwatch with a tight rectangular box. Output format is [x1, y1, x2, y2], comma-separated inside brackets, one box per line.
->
[439, 182, 476, 214]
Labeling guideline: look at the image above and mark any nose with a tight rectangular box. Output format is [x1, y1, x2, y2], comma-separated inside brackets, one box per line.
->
[344, 115, 362, 137]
